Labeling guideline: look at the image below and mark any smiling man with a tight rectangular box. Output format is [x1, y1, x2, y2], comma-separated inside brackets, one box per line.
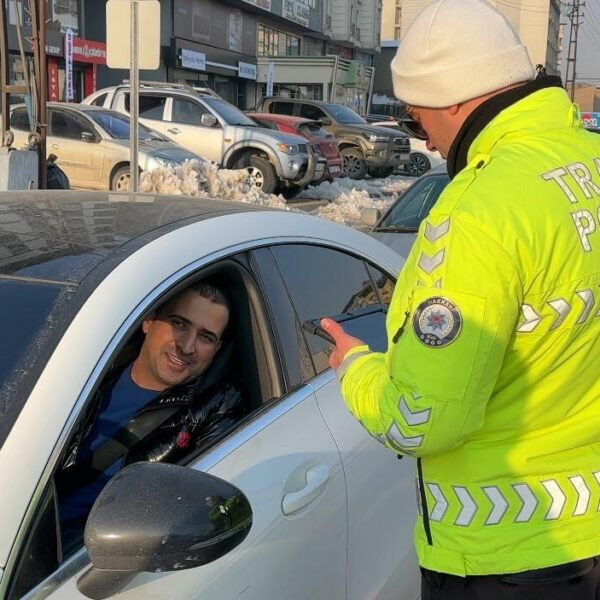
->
[58, 279, 243, 547]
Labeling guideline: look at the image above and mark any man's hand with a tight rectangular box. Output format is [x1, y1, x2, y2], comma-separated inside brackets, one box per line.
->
[321, 318, 365, 369]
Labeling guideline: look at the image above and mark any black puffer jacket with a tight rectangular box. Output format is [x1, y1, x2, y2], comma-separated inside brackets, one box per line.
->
[61, 339, 245, 480]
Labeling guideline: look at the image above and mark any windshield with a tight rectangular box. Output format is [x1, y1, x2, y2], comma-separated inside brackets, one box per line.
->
[88, 110, 162, 141]
[201, 96, 257, 126]
[378, 174, 449, 231]
[322, 104, 366, 125]
[299, 122, 330, 138]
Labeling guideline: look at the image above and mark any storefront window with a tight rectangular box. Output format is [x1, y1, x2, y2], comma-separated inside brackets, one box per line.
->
[46, 0, 80, 35]
[259, 83, 323, 101]
[257, 24, 300, 57]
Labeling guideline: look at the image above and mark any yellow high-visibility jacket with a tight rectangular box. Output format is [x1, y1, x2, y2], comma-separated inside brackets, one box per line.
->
[338, 87, 600, 576]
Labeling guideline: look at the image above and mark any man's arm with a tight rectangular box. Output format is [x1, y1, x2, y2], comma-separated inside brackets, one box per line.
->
[325, 211, 521, 457]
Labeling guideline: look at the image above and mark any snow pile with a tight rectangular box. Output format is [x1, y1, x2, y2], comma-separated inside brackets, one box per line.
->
[140, 160, 287, 209]
[314, 188, 392, 226]
[301, 174, 411, 201]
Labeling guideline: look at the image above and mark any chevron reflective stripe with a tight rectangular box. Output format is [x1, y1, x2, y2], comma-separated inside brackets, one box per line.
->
[453, 486, 477, 526]
[542, 479, 566, 520]
[426, 483, 448, 522]
[482, 486, 509, 525]
[418, 249, 445, 274]
[547, 298, 570, 330]
[512, 483, 538, 522]
[595, 472, 600, 510]
[576, 290, 595, 324]
[386, 422, 423, 451]
[517, 304, 542, 332]
[569, 475, 591, 516]
[424, 219, 450, 243]
[398, 395, 431, 426]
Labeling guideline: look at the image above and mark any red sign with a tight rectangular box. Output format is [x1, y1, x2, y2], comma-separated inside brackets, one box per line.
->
[47, 57, 60, 101]
[72, 38, 107, 65]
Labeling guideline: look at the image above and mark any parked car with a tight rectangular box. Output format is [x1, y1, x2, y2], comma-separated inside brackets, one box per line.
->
[9, 103, 202, 191]
[254, 97, 411, 180]
[363, 163, 449, 257]
[366, 117, 443, 177]
[247, 112, 342, 183]
[0, 190, 419, 600]
[84, 83, 323, 195]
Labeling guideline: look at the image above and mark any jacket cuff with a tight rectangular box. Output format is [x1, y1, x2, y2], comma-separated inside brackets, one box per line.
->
[335, 345, 371, 381]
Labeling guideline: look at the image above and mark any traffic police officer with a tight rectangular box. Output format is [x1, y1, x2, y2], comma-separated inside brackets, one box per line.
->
[322, 0, 600, 597]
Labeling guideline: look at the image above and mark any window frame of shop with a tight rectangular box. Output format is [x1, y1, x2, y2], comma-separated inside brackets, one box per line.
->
[257, 24, 301, 57]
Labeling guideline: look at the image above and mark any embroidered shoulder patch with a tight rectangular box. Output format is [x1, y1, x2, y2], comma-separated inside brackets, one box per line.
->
[412, 296, 462, 347]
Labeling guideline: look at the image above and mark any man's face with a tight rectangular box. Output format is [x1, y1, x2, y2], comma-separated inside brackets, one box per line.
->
[133, 290, 229, 391]
[406, 105, 457, 159]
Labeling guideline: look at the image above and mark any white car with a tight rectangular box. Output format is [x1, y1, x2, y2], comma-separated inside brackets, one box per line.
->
[0, 191, 419, 600]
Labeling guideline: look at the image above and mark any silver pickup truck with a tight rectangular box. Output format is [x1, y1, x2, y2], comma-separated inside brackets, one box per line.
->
[84, 83, 325, 197]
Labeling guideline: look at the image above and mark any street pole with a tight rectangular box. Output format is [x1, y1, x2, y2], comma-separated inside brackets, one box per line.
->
[130, 0, 139, 192]
[38, 0, 47, 188]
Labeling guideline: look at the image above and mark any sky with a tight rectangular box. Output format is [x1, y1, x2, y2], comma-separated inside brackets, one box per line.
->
[560, 0, 600, 87]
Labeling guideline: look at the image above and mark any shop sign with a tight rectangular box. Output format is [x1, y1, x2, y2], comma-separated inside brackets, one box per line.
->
[266, 62, 275, 96]
[238, 61, 257, 80]
[45, 43, 62, 56]
[283, 0, 310, 27]
[72, 38, 107, 65]
[242, 0, 271, 10]
[581, 112, 600, 129]
[65, 28, 74, 101]
[181, 48, 206, 71]
[48, 59, 60, 101]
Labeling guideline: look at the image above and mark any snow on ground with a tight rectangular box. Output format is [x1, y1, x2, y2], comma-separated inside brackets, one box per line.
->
[139, 160, 413, 227]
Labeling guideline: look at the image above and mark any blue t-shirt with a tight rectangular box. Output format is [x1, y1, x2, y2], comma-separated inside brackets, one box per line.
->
[60, 365, 158, 526]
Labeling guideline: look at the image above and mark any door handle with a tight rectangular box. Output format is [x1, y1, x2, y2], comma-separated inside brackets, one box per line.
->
[167, 127, 181, 134]
[282, 464, 331, 516]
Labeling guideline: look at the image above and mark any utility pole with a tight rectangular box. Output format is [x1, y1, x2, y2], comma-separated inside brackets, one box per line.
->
[564, 0, 584, 101]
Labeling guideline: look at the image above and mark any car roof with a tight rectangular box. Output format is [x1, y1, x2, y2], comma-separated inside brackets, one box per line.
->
[247, 113, 318, 127]
[0, 191, 270, 286]
[429, 162, 448, 175]
[263, 96, 326, 106]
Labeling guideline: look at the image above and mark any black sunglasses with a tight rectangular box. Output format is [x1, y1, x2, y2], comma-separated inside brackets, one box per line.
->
[397, 117, 428, 141]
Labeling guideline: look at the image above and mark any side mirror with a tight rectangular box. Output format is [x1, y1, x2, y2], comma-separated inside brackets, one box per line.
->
[320, 117, 332, 127]
[361, 207, 382, 227]
[201, 113, 218, 128]
[81, 131, 96, 143]
[77, 462, 252, 600]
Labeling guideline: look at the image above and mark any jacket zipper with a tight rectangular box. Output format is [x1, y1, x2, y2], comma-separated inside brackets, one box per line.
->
[417, 458, 433, 545]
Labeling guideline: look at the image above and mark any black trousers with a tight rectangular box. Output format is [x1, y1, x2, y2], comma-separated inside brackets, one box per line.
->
[421, 557, 600, 599]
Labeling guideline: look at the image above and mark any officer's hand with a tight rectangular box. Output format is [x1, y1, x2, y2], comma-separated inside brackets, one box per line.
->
[321, 318, 365, 369]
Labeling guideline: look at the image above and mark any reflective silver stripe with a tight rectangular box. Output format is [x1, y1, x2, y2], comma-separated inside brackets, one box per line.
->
[418, 249, 445, 274]
[386, 422, 423, 450]
[517, 304, 542, 333]
[335, 349, 371, 381]
[513, 483, 538, 522]
[542, 479, 566, 520]
[576, 290, 595, 324]
[547, 298, 571, 330]
[594, 472, 600, 510]
[426, 483, 448, 522]
[424, 219, 450, 243]
[453, 486, 477, 526]
[415, 479, 423, 516]
[483, 486, 508, 525]
[398, 395, 431, 426]
[570, 475, 591, 516]
[433, 279, 442, 288]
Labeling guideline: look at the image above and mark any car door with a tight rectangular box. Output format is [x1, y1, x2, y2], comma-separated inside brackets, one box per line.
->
[123, 92, 169, 138]
[8, 252, 347, 600]
[166, 97, 223, 162]
[48, 109, 105, 188]
[265, 243, 420, 600]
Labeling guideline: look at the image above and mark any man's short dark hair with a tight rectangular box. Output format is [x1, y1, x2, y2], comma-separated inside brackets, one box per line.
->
[188, 278, 231, 314]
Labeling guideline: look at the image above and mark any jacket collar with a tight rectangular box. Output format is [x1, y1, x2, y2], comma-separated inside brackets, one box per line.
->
[446, 76, 566, 179]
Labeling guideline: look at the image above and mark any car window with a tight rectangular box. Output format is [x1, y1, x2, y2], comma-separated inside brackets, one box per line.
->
[299, 122, 328, 137]
[270, 101, 295, 115]
[10, 107, 30, 131]
[379, 175, 449, 230]
[299, 104, 326, 121]
[90, 92, 107, 107]
[125, 93, 166, 120]
[270, 244, 382, 374]
[88, 110, 158, 141]
[172, 98, 210, 125]
[50, 110, 94, 140]
[367, 264, 396, 306]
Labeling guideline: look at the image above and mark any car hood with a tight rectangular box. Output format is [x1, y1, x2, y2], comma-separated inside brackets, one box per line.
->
[337, 123, 409, 138]
[369, 231, 417, 259]
[223, 125, 309, 146]
[111, 138, 202, 161]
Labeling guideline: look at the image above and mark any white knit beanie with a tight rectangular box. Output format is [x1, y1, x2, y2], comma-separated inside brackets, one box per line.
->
[391, 0, 535, 107]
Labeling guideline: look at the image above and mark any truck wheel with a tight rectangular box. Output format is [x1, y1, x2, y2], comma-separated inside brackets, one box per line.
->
[407, 152, 431, 177]
[235, 155, 277, 194]
[368, 166, 395, 178]
[341, 147, 368, 180]
[111, 165, 131, 191]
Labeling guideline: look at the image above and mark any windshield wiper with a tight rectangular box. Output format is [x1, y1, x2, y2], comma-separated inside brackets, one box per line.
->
[373, 224, 418, 233]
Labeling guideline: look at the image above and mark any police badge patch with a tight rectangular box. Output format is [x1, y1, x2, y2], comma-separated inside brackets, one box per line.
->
[413, 296, 462, 347]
